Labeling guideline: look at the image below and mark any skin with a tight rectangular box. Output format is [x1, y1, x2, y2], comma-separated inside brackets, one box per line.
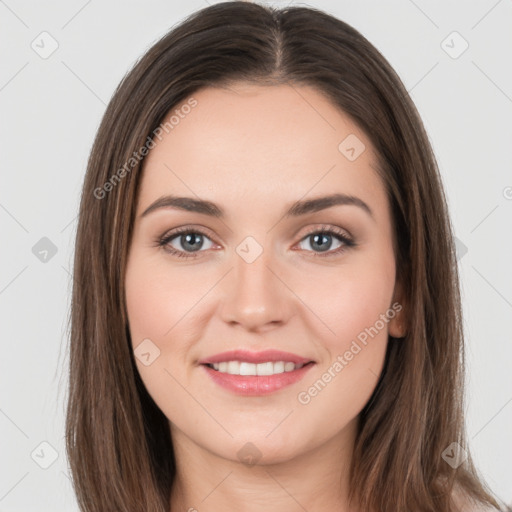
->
[125, 82, 406, 512]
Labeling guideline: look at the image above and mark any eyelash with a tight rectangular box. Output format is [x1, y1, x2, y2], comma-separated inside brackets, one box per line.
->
[156, 225, 356, 260]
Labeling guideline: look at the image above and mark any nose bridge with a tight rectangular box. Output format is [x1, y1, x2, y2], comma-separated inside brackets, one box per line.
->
[220, 236, 289, 330]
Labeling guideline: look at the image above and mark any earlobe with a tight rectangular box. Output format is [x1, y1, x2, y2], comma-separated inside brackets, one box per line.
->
[389, 280, 407, 339]
[389, 317, 406, 339]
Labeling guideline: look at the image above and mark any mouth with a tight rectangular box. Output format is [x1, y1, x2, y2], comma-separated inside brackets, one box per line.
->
[203, 360, 314, 376]
[198, 349, 316, 395]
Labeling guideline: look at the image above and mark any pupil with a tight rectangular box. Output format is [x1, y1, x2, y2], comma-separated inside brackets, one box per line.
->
[182, 233, 203, 252]
[179, 233, 333, 253]
[312, 233, 331, 252]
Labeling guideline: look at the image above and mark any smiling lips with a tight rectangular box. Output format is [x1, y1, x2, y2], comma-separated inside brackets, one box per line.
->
[199, 349, 316, 395]
[209, 360, 303, 376]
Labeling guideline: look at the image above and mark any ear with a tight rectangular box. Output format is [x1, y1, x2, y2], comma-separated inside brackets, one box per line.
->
[388, 279, 407, 339]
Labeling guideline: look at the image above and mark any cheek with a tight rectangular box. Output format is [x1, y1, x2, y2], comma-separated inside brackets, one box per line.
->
[125, 253, 200, 345]
[125, 255, 197, 419]
[293, 269, 394, 436]
[297, 256, 395, 352]
[125, 255, 183, 385]
[294, 252, 395, 403]
[126, 271, 169, 344]
[330, 272, 393, 342]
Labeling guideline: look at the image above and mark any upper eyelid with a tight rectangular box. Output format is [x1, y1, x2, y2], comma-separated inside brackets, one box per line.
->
[161, 224, 353, 247]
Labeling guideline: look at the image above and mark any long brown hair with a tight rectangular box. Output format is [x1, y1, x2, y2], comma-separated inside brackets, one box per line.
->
[65, 2, 505, 511]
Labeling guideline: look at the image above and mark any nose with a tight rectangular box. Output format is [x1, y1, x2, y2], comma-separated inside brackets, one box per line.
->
[219, 248, 292, 333]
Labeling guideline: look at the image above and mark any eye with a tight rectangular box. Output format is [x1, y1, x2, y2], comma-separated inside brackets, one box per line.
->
[157, 227, 215, 258]
[156, 224, 356, 259]
[296, 225, 355, 257]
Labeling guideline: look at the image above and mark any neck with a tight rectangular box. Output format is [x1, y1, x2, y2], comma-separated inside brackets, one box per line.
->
[169, 418, 362, 512]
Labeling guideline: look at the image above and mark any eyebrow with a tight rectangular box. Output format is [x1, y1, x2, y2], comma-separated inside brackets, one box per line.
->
[140, 193, 374, 220]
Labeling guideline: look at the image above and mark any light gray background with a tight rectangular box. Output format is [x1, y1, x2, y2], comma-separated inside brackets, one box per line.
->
[1, 0, 511, 510]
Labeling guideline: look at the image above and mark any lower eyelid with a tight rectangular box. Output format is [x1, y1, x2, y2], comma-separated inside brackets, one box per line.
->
[164, 231, 216, 253]
[159, 227, 354, 257]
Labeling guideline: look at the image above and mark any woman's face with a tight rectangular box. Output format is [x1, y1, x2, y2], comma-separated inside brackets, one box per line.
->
[125, 83, 405, 464]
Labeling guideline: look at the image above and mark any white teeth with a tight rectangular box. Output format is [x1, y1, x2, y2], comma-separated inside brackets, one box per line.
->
[210, 361, 306, 376]
[227, 361, 239, 375]
[240, 362, 256, 376]
[273, 361, 284, 374]
[257, 362, 274, 376]
[284, 362, 295, 372]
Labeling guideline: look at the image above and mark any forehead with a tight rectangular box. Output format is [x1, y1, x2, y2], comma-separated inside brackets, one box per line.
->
[137, 83, 385, 216]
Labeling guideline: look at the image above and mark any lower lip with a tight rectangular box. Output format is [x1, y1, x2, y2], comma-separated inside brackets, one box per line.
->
[201, 363, 315, 396]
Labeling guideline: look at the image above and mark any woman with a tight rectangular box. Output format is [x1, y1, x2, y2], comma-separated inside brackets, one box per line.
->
[65, 2, 506, 511]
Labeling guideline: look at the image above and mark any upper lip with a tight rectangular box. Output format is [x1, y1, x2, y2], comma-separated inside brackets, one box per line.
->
[198, 349, 315, 365]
